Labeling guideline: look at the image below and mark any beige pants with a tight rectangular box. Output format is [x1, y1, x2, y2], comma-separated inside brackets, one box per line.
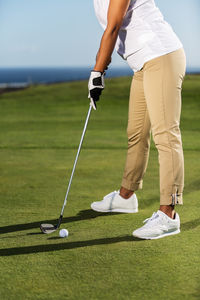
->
[122, 48, 186, 205]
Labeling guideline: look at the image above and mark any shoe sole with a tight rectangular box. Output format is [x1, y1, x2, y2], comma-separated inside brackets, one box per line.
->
[91, 205, 138, 214]
[132, 229, 180, 240]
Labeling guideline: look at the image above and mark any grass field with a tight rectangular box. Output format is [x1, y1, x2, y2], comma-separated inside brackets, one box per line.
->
[0, 75, 200, 300]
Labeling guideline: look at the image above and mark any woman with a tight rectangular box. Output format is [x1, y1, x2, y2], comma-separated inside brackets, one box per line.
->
[88, 0, 186, 239]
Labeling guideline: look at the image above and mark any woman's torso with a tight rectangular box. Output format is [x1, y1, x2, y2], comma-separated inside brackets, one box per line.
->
[94, 0, 183, 71]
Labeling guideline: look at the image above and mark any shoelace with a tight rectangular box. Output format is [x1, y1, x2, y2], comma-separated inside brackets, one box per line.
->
[143, 212, 159, 224]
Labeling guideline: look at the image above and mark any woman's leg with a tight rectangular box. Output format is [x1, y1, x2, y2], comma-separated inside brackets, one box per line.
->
[121, 69, 151, 197]
[143, 49, 186, 209]
[90, 69, 150, 213]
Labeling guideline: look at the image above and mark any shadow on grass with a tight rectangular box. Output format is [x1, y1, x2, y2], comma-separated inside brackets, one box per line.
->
[0, 209, 120, 234]
[192, 288, 200, 299]
[0, 235, 141, 256]
[181, 218, 200, 231]
[139, 197, 159, 209]
[184, 179, 200, 195]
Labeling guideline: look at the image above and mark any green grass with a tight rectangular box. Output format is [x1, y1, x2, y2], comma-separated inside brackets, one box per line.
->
[0, 75, 200, 300]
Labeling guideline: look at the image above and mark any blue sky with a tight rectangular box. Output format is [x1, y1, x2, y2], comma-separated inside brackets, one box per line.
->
[0, 0, 200, 68]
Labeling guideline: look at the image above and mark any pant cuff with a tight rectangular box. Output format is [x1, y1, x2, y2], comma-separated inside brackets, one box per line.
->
[121, 178, 143, 191]
[160, 193, 183, 205]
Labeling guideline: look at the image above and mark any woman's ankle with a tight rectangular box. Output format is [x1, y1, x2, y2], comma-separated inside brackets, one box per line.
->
[159, 205, 175, 219]
[120, 187, 134, 199]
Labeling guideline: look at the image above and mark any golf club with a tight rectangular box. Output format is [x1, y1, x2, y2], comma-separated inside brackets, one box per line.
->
[40, 104, 93, 234]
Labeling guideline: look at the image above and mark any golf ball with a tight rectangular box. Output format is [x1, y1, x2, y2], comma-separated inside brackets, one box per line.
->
[59, 229, 69, 238]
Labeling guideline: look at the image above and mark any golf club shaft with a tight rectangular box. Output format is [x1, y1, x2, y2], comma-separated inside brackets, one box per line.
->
[60, 104, 93, 217]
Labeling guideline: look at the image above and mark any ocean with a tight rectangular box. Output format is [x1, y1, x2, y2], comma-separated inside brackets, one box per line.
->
[0, 66, 199, 88]
[0, 67, 134, 88]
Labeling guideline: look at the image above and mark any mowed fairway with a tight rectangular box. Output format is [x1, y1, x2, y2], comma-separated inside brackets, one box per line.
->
[0, 75, 199, 300]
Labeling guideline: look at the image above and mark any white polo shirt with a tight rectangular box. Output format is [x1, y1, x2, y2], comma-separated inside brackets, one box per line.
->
[94, 0, 183, 72]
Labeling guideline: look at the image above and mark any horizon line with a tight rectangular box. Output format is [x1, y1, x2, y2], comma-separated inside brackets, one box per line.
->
[0, 65, 200, 70]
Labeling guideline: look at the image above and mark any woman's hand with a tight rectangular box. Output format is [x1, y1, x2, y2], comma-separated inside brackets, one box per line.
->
[88, 71, 105, 110]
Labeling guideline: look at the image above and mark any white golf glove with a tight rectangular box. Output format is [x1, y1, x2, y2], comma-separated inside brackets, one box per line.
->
[88, 71, 105, 110]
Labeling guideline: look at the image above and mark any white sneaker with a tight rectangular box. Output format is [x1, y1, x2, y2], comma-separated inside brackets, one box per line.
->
[132, 210, 180, 240]
[91, 191, 138, 213]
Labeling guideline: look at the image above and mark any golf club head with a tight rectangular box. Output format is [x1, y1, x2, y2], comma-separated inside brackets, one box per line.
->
[40, 223, 57, 234]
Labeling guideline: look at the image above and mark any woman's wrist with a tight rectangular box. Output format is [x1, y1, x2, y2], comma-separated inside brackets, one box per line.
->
[94, 59, 110, 73]
[93, 69, 104, 73]
[93, 63, 105, 73]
